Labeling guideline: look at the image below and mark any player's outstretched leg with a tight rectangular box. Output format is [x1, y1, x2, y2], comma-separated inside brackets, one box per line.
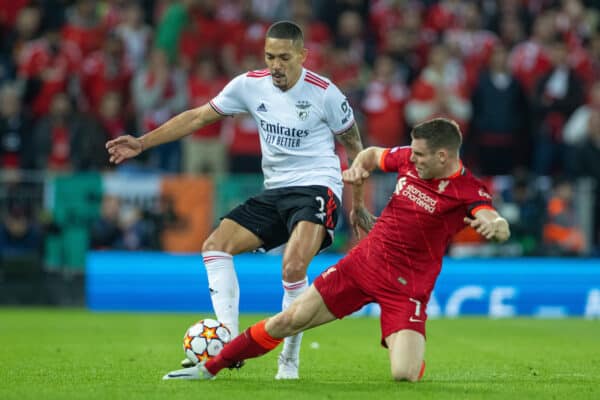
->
[162, 363, 214, 380]
[164, 320, 283, 380]
[276, 277, 308, 379]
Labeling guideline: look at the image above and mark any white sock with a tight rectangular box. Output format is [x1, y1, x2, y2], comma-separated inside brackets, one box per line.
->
[280, 277, 309, 361]
[203, 251, 239, 337]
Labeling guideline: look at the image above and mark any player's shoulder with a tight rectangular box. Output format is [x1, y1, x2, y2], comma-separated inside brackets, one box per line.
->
[387, 146, 412, 159]
[303, 69, 331, 90]
[456, 169, 493, 199]
[245, 68, 271, 79]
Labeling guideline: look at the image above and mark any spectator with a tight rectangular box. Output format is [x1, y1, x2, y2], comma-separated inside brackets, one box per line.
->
[17, 26, 81, 117]
[443, 1, 499, 92]
[117, 205, 151, 251]
[571, 110, 600, 253]
[0, 4, 42, 84]
[509, 12, 556, 95]
[62, 0, 107, 57]
[470, 44, 529, 175]
[98, 91, 128, 141]
[563, 81, 600, 146]
[80, 32, 133, 112]
[219, 4, 270, 77]
[31, 92, 107, 171]
[542, 178, 585, 255]
[531, 38, 584, 176]
[361, 54, 409, 148]
[405, 44, 472, 132]
[222, 114, 261, 174]
[154, 0, 198, 63]
[502, 175, 547, 256]
[177, 0, 223, 73]
[0, 83, 33, 170]
[290, 0, 332, 73]
[0, 200, 42, 266]
[90, 195, 122, 249]
[184, 54, 227, 175]
[131, 48, 188, 172]
[114, 1, 152, 72]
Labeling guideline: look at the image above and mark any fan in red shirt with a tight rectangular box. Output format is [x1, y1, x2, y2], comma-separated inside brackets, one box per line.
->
[163, 118, 511, 382]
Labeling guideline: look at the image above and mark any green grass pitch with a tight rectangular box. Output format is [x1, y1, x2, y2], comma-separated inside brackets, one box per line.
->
[1, 308, 598, 400]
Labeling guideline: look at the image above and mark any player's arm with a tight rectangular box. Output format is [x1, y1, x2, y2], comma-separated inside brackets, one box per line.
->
[342, 146, 385, 236]
[106, 103, 225, 164]
[335, 123, 364, 162]
[464, 208, 511, 242]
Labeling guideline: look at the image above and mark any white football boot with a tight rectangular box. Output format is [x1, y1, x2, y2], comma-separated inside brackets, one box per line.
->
[162, 364, 214, 380]
[180, 358, 195, 368]
[274, 353, 299, 380]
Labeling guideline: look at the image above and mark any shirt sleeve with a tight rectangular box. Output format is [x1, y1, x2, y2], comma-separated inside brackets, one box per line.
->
[465, 179, 495, 217]
[209, 73, 248, 116]
[323, 83, 355, 135]
[379, 146, 411, 172]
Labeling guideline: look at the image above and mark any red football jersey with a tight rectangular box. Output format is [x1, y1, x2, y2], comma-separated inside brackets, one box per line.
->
[351, 146, 494, 297]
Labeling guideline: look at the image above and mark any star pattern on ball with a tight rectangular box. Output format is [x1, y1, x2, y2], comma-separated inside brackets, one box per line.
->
[201, 327, 218, 340]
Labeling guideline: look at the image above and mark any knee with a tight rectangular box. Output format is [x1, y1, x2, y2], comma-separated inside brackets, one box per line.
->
[282, 259, 309, 282]
[391, 362, 422, 382]
[202, 233, 229, 253]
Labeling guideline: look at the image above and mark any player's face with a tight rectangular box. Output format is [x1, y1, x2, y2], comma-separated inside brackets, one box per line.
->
[264, 38, 307, 91]
[410, 138, 444, 179]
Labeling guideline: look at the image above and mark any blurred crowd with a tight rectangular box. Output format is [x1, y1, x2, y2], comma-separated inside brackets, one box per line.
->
[1, 0, 600, 263]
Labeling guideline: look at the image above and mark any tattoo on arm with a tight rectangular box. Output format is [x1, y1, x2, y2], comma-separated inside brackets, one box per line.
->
[336, 123, 364, 162]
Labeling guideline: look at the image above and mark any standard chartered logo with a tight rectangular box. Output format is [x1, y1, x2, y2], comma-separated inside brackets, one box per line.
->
[396, 182, 437, 214]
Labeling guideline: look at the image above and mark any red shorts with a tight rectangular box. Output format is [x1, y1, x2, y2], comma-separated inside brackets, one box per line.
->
[314, 251, 428, 345]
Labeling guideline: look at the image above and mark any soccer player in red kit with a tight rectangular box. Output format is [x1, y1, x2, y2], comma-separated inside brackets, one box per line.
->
[163, 117, 511, 381]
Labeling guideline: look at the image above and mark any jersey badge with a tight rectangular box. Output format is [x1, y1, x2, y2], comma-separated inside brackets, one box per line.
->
[257, 103, 268, 112]
[295, 100, 311, 121]
[437, 180, 449, 193]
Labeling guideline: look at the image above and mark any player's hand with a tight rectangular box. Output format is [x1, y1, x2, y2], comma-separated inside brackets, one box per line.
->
[342, 166, 370, 185]
[106, 135, 143, 164]
[350, 206, 377, 239]
[464, 217, 500, 240]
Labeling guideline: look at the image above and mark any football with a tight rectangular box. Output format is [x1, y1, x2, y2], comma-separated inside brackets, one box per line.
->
[183, 319, 232, 365]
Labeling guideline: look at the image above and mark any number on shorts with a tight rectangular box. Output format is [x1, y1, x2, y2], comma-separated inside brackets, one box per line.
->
[315, 196, 325, 212]
[409, 298, 421, 317]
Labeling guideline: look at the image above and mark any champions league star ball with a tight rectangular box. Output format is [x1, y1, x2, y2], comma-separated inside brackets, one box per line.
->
[183, 319, 232, 364]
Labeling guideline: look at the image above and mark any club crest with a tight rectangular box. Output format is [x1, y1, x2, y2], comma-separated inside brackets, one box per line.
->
[295, 100, 311, 121]
[437, 180, 449, 193]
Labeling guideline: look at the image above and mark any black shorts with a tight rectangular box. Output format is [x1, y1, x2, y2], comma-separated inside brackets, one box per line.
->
[224, 185, 341, 252]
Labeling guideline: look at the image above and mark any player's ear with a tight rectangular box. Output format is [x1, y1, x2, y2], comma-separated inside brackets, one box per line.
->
[300, 47, 308, 63]
[437, 149, 447, 164]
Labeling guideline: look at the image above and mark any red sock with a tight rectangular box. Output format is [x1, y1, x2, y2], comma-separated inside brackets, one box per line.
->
[205, 320, 283, 375]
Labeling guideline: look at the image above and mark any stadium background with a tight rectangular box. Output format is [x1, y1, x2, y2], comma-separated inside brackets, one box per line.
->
[0, 0, 599, 319]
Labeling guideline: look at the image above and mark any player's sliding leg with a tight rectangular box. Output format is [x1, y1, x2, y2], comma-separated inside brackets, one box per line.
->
[276, 221, 326, 379]
[385, 329, 426, 382]
[163, 286, 336, 380]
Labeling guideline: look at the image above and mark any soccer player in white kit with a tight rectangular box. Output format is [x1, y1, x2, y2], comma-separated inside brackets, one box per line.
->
[106, 21, 370, 379]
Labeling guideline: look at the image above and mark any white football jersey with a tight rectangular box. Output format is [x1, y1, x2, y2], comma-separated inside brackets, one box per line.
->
[210, 68, 354, 200]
